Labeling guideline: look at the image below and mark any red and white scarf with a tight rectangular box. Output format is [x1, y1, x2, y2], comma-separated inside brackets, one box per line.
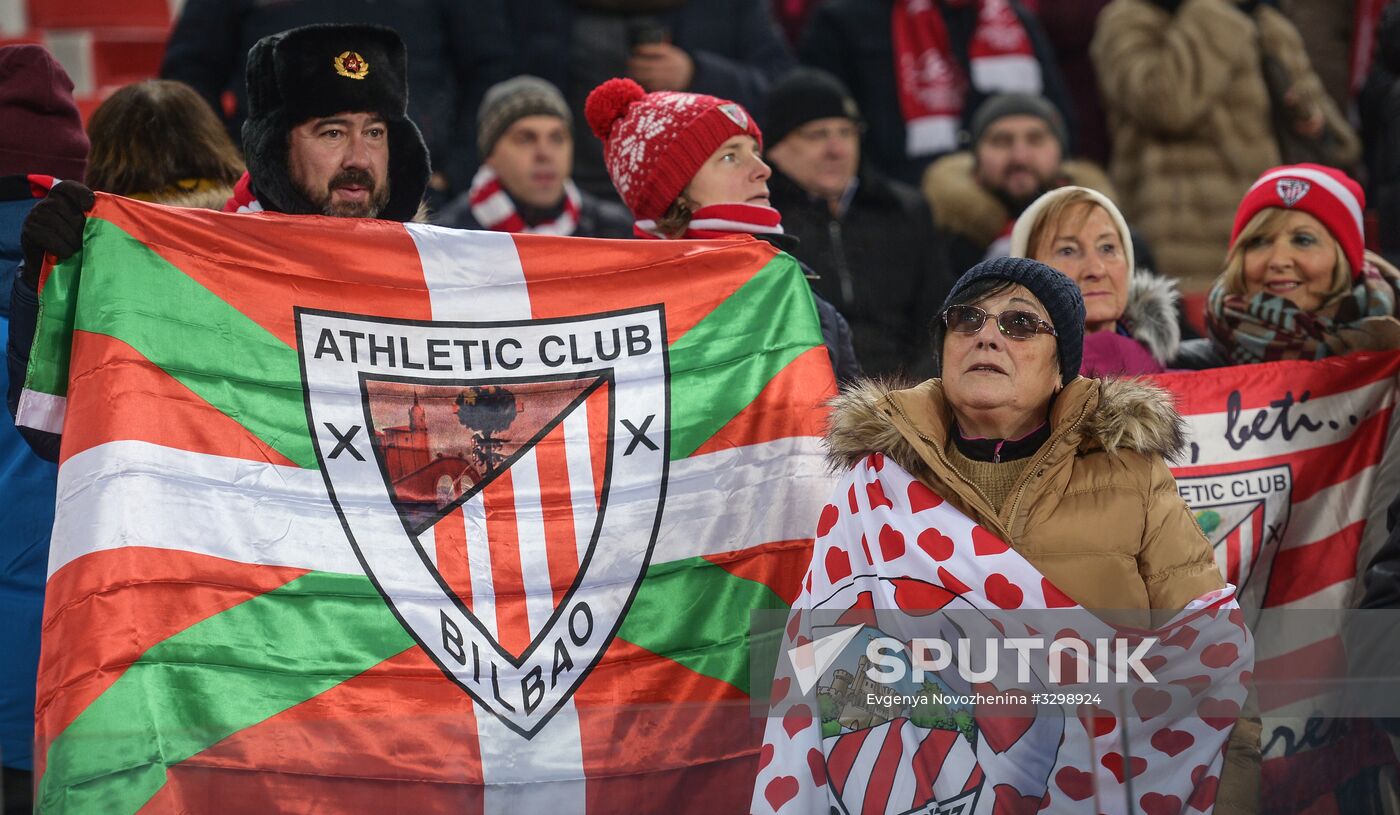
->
[892, 0, 1042, 157]
[633, 202, 785, 240]
[753, 454, 1250, 814]
[1351, 0, 1387, 97]
[466, 165, 582, 235]
[222, 172, 263, 214]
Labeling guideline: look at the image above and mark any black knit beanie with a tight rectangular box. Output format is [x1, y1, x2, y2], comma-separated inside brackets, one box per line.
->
[932, 257, 1085, 384]
[764, 68, 862, 147]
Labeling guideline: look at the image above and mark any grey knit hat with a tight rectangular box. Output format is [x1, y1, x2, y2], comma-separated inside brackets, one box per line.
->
[477, 75, 572, 159]
[932, 257, 1086, 384]
[968, 93, 1067, 150]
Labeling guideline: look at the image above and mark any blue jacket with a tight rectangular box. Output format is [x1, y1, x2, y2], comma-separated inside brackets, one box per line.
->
[0, 176, 58, 771]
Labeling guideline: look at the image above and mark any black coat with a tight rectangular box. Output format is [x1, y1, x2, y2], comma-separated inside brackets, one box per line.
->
[505, 0, 794, 200]
[1350, 491, 1400, 736]
[160, 0, 513, 198]
[798, 0, 1074, 186]
[1361, 10, 1400, 267]
[769, 165, 953, 379]
[434, 187, 635, 239]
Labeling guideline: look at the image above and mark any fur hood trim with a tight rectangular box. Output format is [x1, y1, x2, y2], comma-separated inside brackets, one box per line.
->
[825, 377, 1185, 473]
[131, 181, 236, 211]
[921, 151, 1116, 246]
[1122, 272, 1181, 365]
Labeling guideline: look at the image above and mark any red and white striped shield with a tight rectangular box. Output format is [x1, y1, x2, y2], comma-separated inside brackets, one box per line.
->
[1174, 465, 1292, 597]
[297, 305, 669, 738]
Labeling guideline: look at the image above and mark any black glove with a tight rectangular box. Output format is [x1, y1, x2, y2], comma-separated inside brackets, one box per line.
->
[19, 181, 94, 289]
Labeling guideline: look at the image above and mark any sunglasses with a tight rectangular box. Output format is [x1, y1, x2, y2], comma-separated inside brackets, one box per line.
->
[940, 304, 1057, 340]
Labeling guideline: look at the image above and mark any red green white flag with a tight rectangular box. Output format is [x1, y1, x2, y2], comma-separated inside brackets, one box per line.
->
[18, 195, 836, 813]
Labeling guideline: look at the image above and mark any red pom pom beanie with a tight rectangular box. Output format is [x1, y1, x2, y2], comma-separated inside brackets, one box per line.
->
[584, 77, 763, 221]
[1231, 163, 1367, 277]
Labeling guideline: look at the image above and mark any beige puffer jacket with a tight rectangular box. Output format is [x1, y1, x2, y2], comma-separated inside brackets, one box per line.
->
[826, 375, 1261, 811]
[1092, 0, 1358, 295]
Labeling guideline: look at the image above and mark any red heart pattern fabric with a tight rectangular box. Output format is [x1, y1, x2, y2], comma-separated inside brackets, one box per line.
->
[753, 456, 1251, 815]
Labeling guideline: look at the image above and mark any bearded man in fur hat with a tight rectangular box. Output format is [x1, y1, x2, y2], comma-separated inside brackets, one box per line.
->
[9, 24, 433, 462]
[224, 23, 430, 220]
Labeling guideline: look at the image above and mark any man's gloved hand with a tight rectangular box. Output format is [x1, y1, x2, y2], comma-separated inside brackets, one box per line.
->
[19, 181, 94, 289]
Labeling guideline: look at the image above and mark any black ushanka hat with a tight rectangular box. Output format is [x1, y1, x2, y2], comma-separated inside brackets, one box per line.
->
[241, 24, 430, 221]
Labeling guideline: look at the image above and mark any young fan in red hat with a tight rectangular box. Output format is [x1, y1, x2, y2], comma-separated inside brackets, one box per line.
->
[584, 77, 860, 380]
[1203, 163, 1400, 365]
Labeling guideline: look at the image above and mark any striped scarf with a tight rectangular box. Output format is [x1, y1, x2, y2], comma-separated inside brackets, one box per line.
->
[1206, 257, 1400, 364]
[465, 165, 581, 235]
[633, 203, 785, 240]
[891, 0, 1041, 157]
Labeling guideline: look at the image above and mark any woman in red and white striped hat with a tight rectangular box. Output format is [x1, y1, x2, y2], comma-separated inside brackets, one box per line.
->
[1195, 163, 1400, 367]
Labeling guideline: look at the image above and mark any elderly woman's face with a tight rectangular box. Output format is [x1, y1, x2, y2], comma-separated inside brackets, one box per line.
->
[1036, 204, 1128, 334]
[942, 285, 1060, 425]
[1241, 210, 1339, 312]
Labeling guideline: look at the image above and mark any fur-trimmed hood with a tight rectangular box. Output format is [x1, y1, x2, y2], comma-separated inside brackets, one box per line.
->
[825, 376, 1186, 477]
[130, 180, 237, 211]
[921, 151, 1116, 247]
[1121, 271, 1181, 365]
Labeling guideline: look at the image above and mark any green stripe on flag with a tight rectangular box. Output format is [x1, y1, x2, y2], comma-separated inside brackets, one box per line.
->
[69, 217, 316, 468]
[668, 253, 823, 459]
[42, 557, 781, 813]
[39, 571, 412, 815]
[619, 556, 787, 695]
[26, 254, 83, 400]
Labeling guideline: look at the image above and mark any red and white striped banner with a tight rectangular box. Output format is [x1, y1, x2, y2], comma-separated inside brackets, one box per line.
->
[1154, 353, 1400, 810]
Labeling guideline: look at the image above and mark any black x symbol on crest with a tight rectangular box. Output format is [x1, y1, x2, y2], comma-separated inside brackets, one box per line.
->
[621, 415, 659, 456]
[325, 423, 365, 461]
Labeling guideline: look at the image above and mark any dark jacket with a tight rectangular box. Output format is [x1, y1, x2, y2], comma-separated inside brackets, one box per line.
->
[1362, 5, 1400, 266]
[798, 0, 1073, 185]
[1171, 337, 1228, 370]
[769, 164, 952, 379]
[435, 186, 635, 239]
[1038, 0, 1114, 165]
[1360, 493, 1400, 613]
[159, 0, 513, 198]
[0, 176, 59, 773]
[507, 0, 794, 201]
[754, 234, 862, 384]
[1351, 491, 1400, 738]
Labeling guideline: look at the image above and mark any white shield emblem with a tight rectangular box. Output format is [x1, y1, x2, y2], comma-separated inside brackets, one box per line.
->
[719, 103, 749, 129]
[1176, 465, 1292, 603]
[297, 306, 669, 738]
[1276, 178, 1311, 208]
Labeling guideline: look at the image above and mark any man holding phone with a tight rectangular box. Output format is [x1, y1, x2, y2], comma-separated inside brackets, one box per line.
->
[505, 0, 794, 202]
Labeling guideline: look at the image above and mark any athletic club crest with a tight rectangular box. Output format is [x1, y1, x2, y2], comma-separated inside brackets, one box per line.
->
[719, 103, 749, 129]
[1276, 178, 1311, 208]
[1176, 465, 1292, 602]
[296, 306, 669, 737]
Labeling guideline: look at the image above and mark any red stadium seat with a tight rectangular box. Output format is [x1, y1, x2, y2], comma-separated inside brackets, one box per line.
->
[89, 28, 165, 88]
[0, 33, 45, 48]
[26, 0, 169, 29]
